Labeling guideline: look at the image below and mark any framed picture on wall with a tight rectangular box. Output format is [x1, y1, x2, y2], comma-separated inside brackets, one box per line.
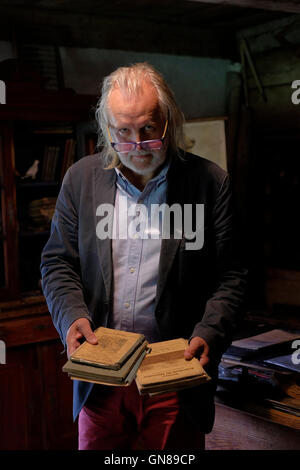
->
[183, 117, 227, 171]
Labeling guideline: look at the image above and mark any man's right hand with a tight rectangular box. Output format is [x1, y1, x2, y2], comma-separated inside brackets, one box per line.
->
[66, 317, 98, 358]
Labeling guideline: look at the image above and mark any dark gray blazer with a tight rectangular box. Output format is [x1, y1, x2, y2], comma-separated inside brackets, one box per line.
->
[40, 149, 248, 433]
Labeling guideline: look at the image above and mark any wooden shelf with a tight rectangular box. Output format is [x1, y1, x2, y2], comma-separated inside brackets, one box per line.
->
[17, 181, 61, 189]
[0, 86, 96, 122]
[19, 230, 50, 238]
[0, 88, 96, 299]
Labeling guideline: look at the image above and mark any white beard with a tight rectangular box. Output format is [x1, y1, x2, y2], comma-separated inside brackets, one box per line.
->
[118, 149, 167, 176]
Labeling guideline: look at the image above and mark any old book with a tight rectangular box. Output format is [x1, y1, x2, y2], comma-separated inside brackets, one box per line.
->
[70, 326, 147, 370]
[224, 329, 300, 361]
[135, 338, 211, 396]
[64, 340, 149, 386]
[60, 138, 75, 180]
[265, 353, 300, 373]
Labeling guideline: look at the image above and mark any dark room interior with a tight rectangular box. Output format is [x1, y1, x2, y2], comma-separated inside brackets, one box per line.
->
[0, 0, 300, 451]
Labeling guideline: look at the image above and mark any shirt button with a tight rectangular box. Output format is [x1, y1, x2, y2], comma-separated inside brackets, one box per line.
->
[130, 267, 135, 273]
[124, 302, 130, 308]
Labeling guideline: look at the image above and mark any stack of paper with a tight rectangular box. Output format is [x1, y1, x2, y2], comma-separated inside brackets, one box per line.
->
[63, 327, 149, 386]
[135, 338, 211, 396]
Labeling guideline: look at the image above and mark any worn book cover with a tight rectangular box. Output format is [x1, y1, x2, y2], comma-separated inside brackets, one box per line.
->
[70, 326, 146, 370]
[135, 338, 210, 395]
[224, 329, 300, 361]
[64, 340, 149, 385]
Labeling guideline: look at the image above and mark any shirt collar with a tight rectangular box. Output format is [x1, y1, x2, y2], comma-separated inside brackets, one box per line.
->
[114, 157, 170, 192]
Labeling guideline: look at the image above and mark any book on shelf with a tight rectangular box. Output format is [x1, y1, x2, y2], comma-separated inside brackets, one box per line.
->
[39, 138, 75, 183]
[41, 145, 60, 181]
[33, 128, 74, 135]
[63, 327, 149, 386]
[86, 136, 97, 155]
[60, 138, 75, 180]
[33, 122, 74, 135]
[223, 329, 300, 362]
[26, 197, 57, 232]
[265, 353, 300, 373]
[41, 145, 50, 181]
[135, 338, 211, 396]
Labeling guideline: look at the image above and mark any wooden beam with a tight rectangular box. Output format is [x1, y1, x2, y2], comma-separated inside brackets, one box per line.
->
[0, 5, 237, 59]
[189, 0, 300, 14]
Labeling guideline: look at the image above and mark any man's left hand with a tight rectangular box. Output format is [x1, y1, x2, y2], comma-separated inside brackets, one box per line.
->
[184, 336, 210, 367]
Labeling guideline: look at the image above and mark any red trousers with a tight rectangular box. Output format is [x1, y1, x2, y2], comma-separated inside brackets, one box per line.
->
[78, 382, 205, 450]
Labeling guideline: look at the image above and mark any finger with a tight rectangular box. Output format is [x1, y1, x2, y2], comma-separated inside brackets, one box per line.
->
[184, 343, 202, 360]
[77, 321, 98, 345]
[199, 354, 210, 367]
[183, 349, 194, 360]
[67, 338, 81, 358]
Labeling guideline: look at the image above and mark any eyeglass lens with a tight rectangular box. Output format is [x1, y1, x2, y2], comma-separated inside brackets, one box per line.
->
[113, 139, 163, 153]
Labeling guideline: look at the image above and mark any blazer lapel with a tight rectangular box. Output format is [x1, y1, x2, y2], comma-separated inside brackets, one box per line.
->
[93, 164, 116, 304]
[155, 154, 186, 309]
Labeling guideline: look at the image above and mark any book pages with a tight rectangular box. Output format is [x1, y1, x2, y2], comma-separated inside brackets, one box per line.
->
[136, 338, 210, 393]
[64, 341, 149, 385]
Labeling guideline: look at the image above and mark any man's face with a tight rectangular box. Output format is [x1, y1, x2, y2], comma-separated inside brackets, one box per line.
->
[107, 81, 168, 179]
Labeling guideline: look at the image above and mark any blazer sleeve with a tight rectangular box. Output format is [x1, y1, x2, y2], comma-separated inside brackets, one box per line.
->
[190, 173, 248, 358]
[40, 168, 93, 347]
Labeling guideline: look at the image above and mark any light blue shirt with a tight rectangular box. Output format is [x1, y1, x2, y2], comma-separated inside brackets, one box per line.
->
[108, 162, 170, 343]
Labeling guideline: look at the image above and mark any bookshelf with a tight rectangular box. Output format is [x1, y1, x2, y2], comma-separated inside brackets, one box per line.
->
[0, 86, 97, 300]
[0, 87, 98, 449]
[0, 82, 101, 450]
[14, 120, 78, 293]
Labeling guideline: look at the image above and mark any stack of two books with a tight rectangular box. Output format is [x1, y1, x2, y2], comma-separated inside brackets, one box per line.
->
[63, 327, 149, 387]
[63, 328, 211, 395]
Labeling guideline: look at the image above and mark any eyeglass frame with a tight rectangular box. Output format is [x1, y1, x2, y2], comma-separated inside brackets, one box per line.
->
[107, 120, 168, 153]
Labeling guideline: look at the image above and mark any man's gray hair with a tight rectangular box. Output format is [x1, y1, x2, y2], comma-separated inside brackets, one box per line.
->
[95, 62, 185, 167]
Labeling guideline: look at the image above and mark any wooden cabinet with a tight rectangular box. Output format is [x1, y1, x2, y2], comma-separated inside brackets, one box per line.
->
[0, 86, 97, 300]
[0, 86, 97, 449]
[0, 297, 77, 450]
[0, 122, 19, 299]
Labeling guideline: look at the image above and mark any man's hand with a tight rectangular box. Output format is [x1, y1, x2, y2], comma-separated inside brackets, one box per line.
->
[184, 336, 210, 367]
[66, 318, 98, 358]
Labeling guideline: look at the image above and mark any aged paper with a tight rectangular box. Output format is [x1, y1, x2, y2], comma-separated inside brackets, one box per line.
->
[64, 341, 149, 385]
[70, 327, 145, 369]
[136, 338, 209, 387]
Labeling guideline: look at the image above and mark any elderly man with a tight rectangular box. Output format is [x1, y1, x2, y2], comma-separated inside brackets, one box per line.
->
[41, 62, 247, 450]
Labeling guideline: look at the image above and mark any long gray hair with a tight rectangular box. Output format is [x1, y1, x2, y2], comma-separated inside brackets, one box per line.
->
[95, 62, 185, 167]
